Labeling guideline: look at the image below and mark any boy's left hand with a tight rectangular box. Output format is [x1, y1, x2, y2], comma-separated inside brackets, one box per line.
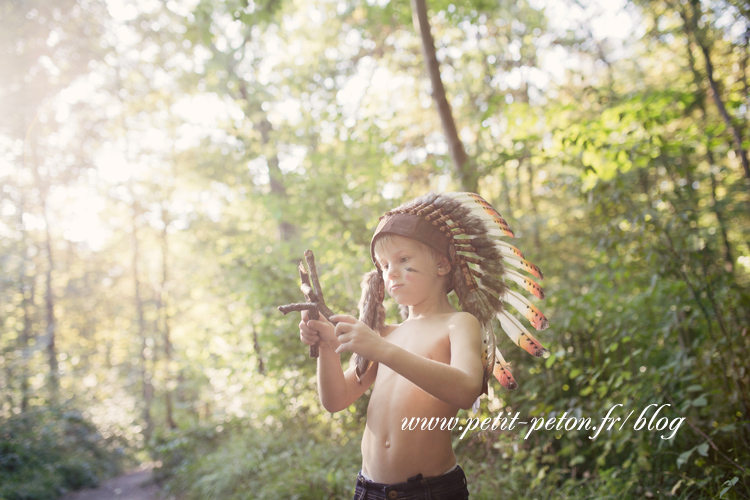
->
[331, 315, 386, 361]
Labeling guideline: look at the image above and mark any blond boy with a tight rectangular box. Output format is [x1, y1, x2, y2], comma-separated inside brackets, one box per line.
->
[299, 192, 548, 499]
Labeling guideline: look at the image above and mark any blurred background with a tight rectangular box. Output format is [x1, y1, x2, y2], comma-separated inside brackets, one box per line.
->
[1, 0, 749, 498]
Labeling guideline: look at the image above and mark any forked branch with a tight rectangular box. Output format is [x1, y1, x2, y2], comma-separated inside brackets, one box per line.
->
[278, 250, 337, 357]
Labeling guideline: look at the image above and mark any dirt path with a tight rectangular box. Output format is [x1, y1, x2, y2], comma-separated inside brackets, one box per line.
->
[59, 464, 167, 500]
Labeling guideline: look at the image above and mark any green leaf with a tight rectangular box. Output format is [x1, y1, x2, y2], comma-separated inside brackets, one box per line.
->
[676, 448, 694, 468]
[692, 396, 708, 407]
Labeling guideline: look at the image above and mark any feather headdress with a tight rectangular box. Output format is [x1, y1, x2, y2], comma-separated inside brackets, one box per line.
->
[356, 192, 550, 393]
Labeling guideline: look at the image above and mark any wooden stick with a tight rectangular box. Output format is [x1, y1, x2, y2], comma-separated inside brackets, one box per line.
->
[278, 250, 337, 358]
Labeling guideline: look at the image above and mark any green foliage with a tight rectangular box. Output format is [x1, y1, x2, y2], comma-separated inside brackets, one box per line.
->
[2, 0, 750, 498]
[0, 406, 129, 500]
[154, 421, 360, 499]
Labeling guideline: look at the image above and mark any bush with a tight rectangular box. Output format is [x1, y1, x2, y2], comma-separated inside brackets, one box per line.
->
[153, 421, 360, 500]
[0, 406, 129, 500]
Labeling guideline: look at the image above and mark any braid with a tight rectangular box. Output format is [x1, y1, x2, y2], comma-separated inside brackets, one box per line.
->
[354, 270, 384, 382]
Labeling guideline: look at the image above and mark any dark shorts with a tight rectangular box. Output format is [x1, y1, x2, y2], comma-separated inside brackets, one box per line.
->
[352, 464, 469, 500]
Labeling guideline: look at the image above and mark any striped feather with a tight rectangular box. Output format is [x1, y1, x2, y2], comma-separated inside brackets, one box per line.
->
[457, 236, 525, 259]
[493, 240, 525, 259]
[503, 268, 545, 299]
[503, 289, 549, 330]
[492, 348, 518, 390]
[497, 310, 548, 357]
[503, 255, 544, 279]
[448, 193, 516, 237]
[485, 226, 516, 238]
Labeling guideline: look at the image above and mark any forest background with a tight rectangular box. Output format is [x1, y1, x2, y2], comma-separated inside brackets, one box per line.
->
[1, 0, 749, 498]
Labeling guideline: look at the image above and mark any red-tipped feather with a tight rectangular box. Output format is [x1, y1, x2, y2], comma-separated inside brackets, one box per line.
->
[503, 290, 549, 331]
[493, 348, 518, 390]
[504, 255, 544, 280]
[504, 269, 545, 299]
[449, 192, 516, 237]
[498, 311, 549, 357]
[494, 240, 525, 259]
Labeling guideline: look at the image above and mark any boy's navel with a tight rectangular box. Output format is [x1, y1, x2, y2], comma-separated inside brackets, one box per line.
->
[384, 438, 390, 448]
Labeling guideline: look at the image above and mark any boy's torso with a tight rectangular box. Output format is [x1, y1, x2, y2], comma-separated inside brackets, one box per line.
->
[361, 313, 461, 484]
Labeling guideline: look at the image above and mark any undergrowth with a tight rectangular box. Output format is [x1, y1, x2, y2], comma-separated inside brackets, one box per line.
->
[0, 406, 130, 500]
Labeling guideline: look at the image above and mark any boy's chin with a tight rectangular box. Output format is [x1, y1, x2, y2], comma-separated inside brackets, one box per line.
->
[389, 295, 412, 307]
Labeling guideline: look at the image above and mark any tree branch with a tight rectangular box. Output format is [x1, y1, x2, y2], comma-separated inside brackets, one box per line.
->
[278, 250, 337, 358]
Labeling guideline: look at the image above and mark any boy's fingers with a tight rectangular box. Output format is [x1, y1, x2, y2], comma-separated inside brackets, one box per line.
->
[330, 314, 356, 324]
[334, 322, 352, 337]
[335, 341, 350, 354]
[300, 330, 319, 342]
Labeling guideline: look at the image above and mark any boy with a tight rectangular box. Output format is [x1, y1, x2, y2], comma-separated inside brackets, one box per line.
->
[299, 192, 548, 499]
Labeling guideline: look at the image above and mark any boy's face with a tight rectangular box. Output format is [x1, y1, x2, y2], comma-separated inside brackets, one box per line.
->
[374, 235, 448, 305]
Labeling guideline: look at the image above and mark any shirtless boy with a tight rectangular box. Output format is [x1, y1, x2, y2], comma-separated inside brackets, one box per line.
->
[298, 192, 548, 499]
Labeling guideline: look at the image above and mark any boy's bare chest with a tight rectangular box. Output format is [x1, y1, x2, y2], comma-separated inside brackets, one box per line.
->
[384, 321, 451, 363]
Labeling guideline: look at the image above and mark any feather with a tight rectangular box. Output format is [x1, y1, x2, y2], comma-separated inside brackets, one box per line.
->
[503, 255, 544, 279]
[503, 289, 549, 331]
[462, 286, 497, 324]
[485, 226, 516, 238]
[493, 240, 525, 259]
[503, 268, 546, 299]
[480, 273, 508, 297]
[493, 348, 518, 390]
[497, 310, 548, 357]
[479, 324, 497, 394]
[464, 233, 526, 259]
[450, 192, 506, 219]
[446, 193, 516, 237]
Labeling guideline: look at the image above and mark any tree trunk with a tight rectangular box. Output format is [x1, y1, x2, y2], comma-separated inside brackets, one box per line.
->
[682, 24, 745, 265]
[160, 205, 177, 429]
[680, 4, 750, 186]
[20, 250, 34, 413]
[17, 195, 33, 413]
[252, 326, 265, 375]
[525, 159, 542, 253]
[411, 0, 476, 192]
[31, 157, 59, 404]
[131, 197, 153, 440]
[258, 115, 297, 241]
[41, 204, 58, 403]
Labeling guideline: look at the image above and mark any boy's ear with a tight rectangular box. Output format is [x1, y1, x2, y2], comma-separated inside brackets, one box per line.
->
[437, 255, 452, 276]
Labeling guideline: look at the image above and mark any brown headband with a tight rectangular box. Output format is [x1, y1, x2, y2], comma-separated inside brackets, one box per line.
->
[370, 213, 454, 267]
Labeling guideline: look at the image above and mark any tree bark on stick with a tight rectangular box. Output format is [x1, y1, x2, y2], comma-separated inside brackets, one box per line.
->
[411, 0, 477, 192]
[278, 250, 339, 358]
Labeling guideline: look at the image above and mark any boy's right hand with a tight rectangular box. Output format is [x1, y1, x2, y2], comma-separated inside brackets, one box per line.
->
[299, 310, 340, 352]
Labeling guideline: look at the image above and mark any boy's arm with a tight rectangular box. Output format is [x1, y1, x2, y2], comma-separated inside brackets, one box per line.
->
[317, 349, 377, 413]
[300, 313, 378, 413]
[333, 312, 483, 410]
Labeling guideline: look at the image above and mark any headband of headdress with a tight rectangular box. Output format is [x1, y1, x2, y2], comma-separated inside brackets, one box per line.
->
[356, 192, 550, 395]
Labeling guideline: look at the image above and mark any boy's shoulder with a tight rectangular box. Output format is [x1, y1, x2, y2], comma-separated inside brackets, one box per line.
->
[443, 310, 481, 334]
